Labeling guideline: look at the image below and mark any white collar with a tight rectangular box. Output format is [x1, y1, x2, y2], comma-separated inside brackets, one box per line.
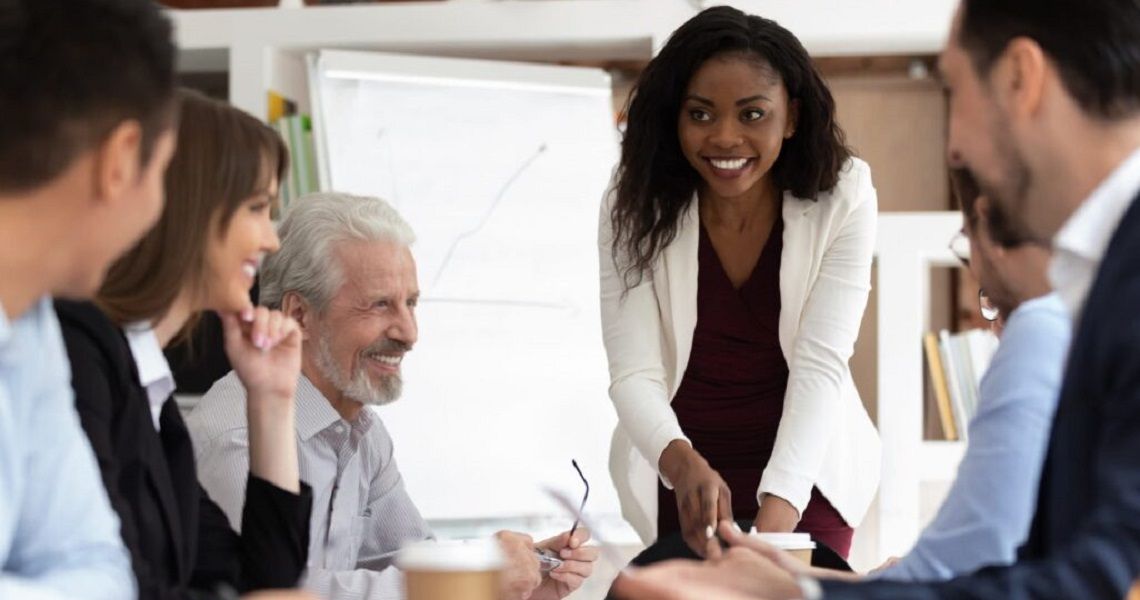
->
[1053, 147, 1140, 264]
[1049, 146, 1140, 318]
[124, 322, 175, 431]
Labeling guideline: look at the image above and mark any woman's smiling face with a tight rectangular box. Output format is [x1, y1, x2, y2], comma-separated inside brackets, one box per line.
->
[677, 53, 798, 201]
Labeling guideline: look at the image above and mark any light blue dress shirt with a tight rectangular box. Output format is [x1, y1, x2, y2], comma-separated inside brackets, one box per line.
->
[0, 298, 135, 599]
[876, 293, 1071, 582]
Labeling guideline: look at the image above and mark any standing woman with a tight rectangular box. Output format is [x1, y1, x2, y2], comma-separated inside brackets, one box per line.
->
[601, 6, 879, 559]
[55, 90, 313, 599]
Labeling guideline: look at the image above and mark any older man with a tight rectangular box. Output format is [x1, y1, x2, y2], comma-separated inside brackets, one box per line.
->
[187, 192, 596, 600]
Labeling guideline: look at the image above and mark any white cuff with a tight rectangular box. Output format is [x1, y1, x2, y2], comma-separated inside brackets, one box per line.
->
[757, 465, 814, 517]
[797, 575, 824, 600]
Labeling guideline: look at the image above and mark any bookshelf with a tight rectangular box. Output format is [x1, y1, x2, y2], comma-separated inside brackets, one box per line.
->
[874, 212, 968, 557]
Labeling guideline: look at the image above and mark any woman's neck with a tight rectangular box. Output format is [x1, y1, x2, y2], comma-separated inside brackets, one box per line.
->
[152, 290, 195, 348]
[699, 180, 780, 233]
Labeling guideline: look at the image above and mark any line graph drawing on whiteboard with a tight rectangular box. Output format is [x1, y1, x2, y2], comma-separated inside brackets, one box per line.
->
[427, 143, 547, 292]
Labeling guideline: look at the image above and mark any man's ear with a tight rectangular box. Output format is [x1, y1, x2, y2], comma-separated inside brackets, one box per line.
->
[281, 292, 312, 341]
[93, 120, 144, 206]
[992, 37, 1047, 121]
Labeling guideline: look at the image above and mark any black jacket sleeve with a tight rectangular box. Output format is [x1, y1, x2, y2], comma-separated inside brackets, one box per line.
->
[61, 316, 199, 600]
[191, 476, 312, 593]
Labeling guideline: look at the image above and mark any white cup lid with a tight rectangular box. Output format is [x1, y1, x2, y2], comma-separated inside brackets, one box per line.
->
[396, 539, 505, 571]
[751, 532, 816, 550]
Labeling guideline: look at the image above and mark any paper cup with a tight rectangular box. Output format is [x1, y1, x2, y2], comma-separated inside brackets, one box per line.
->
[753, 532, 815, 565]
[397, 539, 504, 600]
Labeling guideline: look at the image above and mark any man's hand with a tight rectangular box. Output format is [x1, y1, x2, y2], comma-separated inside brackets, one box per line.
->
[716, 520, 860, 583]
[753, 494, 799, 534]
[868, 556, 901, 577]
[659, 440, 733, 557]
[716, 520, 810, 576]
[496, 531, 542, 600]
[241, 591, 317, 600]
[530, 528, 599, 600]
[611, 546, 804, 600]
[611, 563, 758, 600]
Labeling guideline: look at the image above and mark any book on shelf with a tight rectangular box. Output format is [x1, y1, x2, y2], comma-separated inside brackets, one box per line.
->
[923, 332, 958, 441]
[924, 328, 999, 441]
[267, 90, 319, 213]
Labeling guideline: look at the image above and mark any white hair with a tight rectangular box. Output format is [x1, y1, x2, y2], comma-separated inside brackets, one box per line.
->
[259, 191, 415, 311]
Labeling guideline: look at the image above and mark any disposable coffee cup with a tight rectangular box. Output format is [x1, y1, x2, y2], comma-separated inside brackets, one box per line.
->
[753, 532, 815, 565]
[397, 539, 504, 600]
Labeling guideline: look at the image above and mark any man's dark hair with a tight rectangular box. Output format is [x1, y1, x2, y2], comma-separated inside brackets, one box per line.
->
[959, 0, 1140, 120]
[0, 0, 177, 193]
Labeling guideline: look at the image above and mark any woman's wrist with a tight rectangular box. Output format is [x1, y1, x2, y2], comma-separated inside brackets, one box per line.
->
[754, 494, 800, 532]
[246, 394, 295, 427]
[659, 439, 703, 483]
[245, 382, 297, 407]
[246, 395, 300, 493]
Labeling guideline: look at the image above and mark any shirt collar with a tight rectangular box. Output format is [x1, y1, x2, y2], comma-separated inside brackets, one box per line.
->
[124, 322, 175, 427]
[1052, 147, 1140, 266]
[295, 373, 376, 440]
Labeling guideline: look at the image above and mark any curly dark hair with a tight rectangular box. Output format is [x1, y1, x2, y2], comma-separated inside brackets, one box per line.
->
[610, 6, 851, 289]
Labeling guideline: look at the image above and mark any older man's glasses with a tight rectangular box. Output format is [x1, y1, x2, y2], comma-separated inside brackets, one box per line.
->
[569, 459, 589, 539]
[949, 229, 971, 268]
[949, 230, 1000, 322]
[535, 460, 591, 573]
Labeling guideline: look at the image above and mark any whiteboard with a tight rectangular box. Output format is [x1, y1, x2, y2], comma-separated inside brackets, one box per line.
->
[309, 50, 623, 531]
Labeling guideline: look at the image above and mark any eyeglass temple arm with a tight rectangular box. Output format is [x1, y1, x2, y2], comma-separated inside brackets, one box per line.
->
[569, 459, 589, 538]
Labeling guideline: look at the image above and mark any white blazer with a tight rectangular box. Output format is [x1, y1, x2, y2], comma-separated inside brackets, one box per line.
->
[599, 157, 881, 544]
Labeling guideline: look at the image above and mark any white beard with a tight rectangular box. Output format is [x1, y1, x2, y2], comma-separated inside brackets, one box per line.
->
[312, 327, 402, 407]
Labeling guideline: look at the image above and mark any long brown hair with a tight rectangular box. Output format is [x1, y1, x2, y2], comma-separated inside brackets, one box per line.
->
[97, 88, 288, 339]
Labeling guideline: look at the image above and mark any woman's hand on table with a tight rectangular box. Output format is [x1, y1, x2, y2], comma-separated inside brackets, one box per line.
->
[753, 493, 799, 534]
[659, 440, 733, 557]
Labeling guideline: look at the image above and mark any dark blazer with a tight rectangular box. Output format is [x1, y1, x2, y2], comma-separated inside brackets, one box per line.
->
[55, 300, 313, 600]
[824, 195, 1140, 598]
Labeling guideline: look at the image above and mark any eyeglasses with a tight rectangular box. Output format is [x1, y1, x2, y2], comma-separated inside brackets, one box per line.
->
[950, 230, 1000, 322]
[536, 460, 591, 574]
[979, 289, 1000, 322]
[569, 459, 589, 539]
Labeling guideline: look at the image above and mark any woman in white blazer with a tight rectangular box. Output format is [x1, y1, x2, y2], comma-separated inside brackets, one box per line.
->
[600, 6, 879, 559]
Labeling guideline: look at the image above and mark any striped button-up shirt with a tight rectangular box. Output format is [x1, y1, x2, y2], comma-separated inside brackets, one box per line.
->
[187, 371, 430, 600]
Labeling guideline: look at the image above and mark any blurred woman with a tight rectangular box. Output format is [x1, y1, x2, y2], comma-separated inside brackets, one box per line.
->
[56, 89, 312, 599]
